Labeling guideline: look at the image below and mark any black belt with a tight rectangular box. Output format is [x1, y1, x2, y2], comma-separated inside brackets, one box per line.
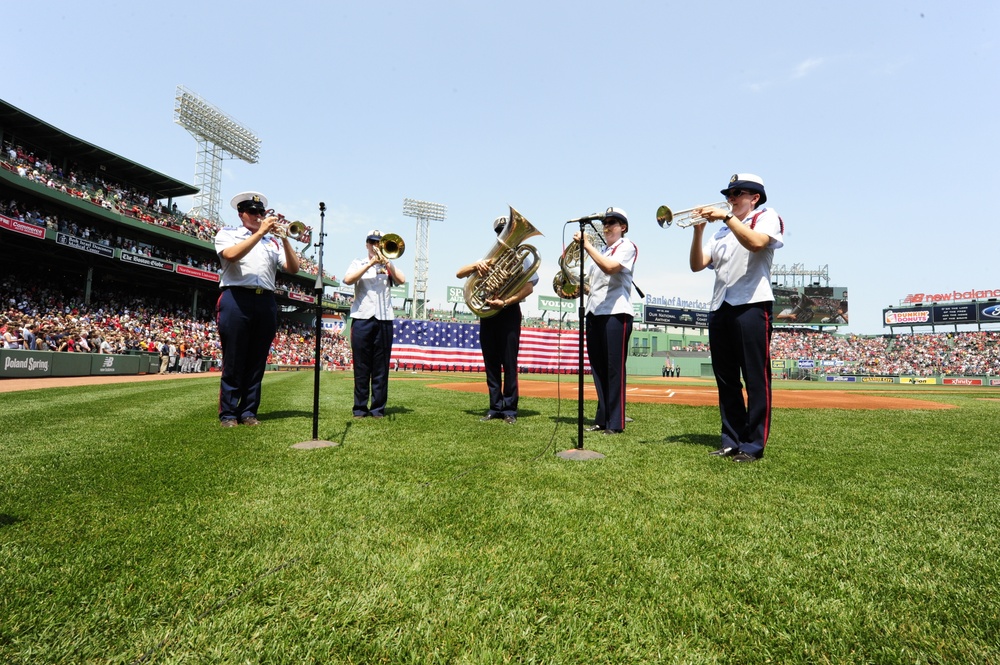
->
[223, 286, 272, 295]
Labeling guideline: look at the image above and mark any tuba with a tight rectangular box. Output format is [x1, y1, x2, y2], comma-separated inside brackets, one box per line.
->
[552, 224, 604, 299]
[463, 206, 543, 318]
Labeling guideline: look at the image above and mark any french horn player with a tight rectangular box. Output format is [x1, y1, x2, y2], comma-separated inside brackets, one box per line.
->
[456, 208, 542, 425]
[573, 207, 637, 436]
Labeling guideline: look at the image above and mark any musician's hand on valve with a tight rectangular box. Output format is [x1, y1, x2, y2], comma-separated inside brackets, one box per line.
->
[259, 216, 279, 236]
[484, 297, 507, 309]
[698, 206, 727, 222]
[474, 259, 492, 276]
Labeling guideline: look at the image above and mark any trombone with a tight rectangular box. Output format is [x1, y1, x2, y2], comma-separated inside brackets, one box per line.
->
[375, 233, 405, 261]
[655, 201, 731, 229]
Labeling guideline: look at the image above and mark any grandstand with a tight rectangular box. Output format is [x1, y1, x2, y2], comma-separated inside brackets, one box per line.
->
[0, 98, 348, 377]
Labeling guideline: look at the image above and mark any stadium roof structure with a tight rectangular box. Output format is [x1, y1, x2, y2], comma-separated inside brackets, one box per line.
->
[0, 98, 198, 200]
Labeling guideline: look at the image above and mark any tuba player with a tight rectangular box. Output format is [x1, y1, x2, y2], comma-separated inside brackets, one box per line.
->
[457, 216, 539, 424]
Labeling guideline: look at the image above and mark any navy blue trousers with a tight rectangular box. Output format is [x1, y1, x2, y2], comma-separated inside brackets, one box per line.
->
[216, 288, 277, 422]
[351, 317, 393, 417]
[708, 302, 774, 457]
[585, 313, 633, 432]
[479, 304, 522, 418]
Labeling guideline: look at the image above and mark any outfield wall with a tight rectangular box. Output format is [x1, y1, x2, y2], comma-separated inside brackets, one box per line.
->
[0, 349, 153, 378]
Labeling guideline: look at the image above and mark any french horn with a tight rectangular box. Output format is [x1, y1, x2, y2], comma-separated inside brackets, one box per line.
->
[552, 223, 604, 299]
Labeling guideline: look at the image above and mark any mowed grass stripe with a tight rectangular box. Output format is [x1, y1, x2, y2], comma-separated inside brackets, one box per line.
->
[0, 372, 998, 663]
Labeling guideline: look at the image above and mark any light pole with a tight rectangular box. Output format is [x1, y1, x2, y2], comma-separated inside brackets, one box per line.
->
[401, 198, 447, 320]
[173, 85, 260, 225]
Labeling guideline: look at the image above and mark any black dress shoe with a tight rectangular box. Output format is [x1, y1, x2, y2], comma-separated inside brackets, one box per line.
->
[503, 415, 517, 424]
[602, 429, 623, 435]
[731, 452, 761, 463]
[220, 419, 238, 428]
[709, 446, 738, 457]
[585, 425, 604, 432]
[480, 414, 499, 422]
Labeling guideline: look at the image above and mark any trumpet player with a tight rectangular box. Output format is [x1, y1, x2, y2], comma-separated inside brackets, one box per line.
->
[215, 191, 301, 427]
[343, 229, 406, 418]
[456, 216, 538, 424]
[575, 207, 637, 435]
[689, 173, 784, 463]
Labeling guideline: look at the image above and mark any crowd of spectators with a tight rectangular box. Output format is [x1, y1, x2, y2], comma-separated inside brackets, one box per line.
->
[0, 143, 331, 282]
[4, 267, 999, 380]
[770, 329, 1000, 376]
[0, 272, 352, 371]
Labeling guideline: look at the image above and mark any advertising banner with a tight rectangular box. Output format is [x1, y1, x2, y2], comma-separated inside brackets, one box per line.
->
[0, 350, 53, 377]
[176, 264, 220, 282]
[91, 354, 140, 375]
[56, 232, 115, 258]
[121, 251, 174, 272]
[644, 305, 709, 328]
[538, 295, 576, 313]
[0, 213, 46, 239]
[883, 307, 932, 326]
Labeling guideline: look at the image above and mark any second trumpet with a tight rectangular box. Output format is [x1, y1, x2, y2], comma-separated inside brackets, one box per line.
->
[655, 201, 731, 229]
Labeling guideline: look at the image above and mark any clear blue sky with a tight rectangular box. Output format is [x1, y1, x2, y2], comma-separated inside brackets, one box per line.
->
[4, 1, 998, 334]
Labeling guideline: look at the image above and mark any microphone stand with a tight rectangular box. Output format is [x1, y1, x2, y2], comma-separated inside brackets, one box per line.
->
[292, 202, 339, 450]
[557, 218, 605, 461]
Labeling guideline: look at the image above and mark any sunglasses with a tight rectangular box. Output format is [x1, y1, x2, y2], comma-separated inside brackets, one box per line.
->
[726, 189, 754, 198]
[242, 208, 267, 216]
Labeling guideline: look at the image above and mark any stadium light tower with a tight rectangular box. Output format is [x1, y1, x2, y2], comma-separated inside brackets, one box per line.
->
[173, 85, 261, 224]
[402, 197, 447, 320]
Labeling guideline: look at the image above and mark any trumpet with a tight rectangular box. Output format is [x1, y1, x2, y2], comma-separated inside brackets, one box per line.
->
[264, 209, 312, 242]
[375, 233, 405, 260]
[655, 201, 731, 229]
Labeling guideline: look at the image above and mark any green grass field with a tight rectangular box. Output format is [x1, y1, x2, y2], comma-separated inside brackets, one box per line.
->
[1, 371, 998, 664]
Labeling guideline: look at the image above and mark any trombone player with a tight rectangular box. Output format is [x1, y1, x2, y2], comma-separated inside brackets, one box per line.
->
[344, 229, 406, 418]
[457, 215, 538, 424]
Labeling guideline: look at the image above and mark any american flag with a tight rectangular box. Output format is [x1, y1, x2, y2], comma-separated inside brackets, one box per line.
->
[390, 320, 589, 373]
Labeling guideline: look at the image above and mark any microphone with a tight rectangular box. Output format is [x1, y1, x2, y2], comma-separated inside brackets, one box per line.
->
[568, 212, 606, 223]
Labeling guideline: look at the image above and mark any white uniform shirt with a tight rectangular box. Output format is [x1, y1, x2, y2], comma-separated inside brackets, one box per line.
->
[706, 207, 784, 311]
[347, 258, 395, 321]
[585, 237, 637, 316]
[214, 226, 283, 290]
